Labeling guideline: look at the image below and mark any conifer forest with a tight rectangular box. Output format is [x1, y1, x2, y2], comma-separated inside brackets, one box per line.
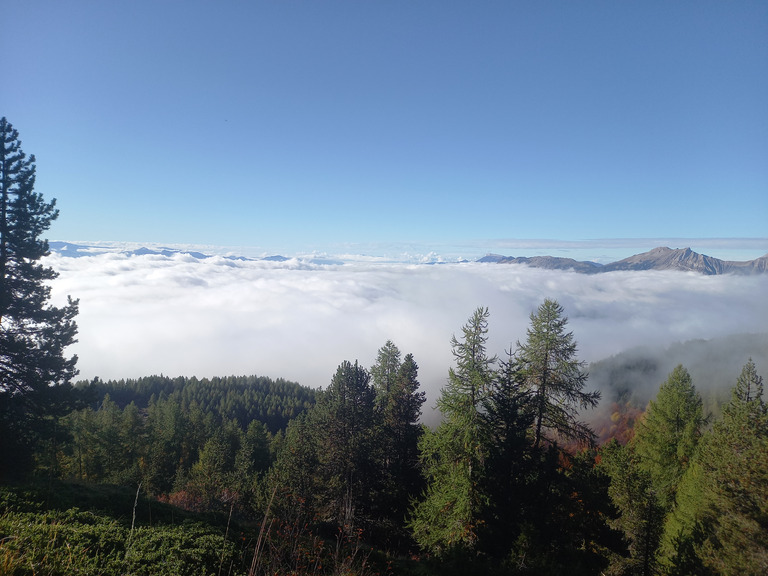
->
[1, 115, 767, 575]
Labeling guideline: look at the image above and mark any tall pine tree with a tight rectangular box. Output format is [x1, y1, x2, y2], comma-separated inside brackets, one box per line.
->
[0, 117, 80, 475]
[370, 342, 425, 546]
[313, 360, 377, 533]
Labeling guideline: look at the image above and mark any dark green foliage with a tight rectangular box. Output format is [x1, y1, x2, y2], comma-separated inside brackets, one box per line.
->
[79, 374, 316, 434]
[268, 410, 321, 523]
[269, 361, 380, 535]
[313, 361, 378, 531]
[632, 365, 704, 510]
[602, 361, 768, 575]
[370, 342, 426, 546]
[409, 301, 609, 572]
[0, 485, 243, 576]
[0, 117, 81, 477]
[55, 388, 278, 517]
[600, 439, 665, 576]
[58, 395, 143, 485]
[409, 307, 495, 555]
[660, 359, 768, 575]
[515, 298, 599, 449]
[480, 348, 534, 556]
[270, 345, 427, 551]
[603, 368, 702, 574]
[0, 482, 406, 576]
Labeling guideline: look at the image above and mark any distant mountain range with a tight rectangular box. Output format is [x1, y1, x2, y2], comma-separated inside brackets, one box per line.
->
[479, 246, 768, 275]
[48, 242, 345, 266]
[49, 242, 767, 275]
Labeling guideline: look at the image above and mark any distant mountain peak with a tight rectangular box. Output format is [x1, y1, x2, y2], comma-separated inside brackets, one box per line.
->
[487, 246, 767, 275]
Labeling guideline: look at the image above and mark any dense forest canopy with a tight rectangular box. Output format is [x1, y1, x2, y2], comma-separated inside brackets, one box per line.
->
[77, 374, 317, 434]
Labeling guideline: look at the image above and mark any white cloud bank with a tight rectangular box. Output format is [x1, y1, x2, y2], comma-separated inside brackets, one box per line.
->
[47, 252, 768, 409]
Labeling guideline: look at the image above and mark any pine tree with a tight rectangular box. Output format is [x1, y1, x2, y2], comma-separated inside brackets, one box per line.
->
[0, 117, 80, 475]
[312, 360, 377, 532]
[481, 348, 534, 555]
[515, 298, 599, 449]
[370, 339, 402, 401]
[370, 342, 425, 545]
[268, 411, 320, 522]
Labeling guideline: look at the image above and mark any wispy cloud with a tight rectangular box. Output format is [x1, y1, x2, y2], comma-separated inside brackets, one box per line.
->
[47, 251, 768, 409]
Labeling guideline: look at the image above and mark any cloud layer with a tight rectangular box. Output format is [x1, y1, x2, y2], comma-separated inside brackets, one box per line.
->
[47, 252, 768, 409]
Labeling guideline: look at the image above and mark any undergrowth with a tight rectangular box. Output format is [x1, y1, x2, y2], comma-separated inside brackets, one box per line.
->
[0, 482, 420, 576]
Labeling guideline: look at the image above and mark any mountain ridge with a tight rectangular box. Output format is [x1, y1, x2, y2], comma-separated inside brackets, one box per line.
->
[48, 242, 768, 274]
[481, 246, 768, 275]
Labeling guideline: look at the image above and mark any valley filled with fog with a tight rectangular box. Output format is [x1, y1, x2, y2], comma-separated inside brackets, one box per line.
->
[47, 248, 768, 410]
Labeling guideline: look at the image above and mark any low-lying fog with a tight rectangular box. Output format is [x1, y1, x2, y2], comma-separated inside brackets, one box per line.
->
[47, 250, 767, 411]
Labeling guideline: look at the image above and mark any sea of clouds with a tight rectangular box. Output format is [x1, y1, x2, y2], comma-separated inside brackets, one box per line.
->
[45, 246, 768, 412]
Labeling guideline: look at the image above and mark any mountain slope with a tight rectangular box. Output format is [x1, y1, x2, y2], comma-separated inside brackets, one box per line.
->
[478, 253, 603, 273]
[601, 247, 768, 274]
[487, 246, 768, 275]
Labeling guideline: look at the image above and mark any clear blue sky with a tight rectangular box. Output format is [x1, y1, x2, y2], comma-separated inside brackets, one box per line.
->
[4, 1, 767, 255]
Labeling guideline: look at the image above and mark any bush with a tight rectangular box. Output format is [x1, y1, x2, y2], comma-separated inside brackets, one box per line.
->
[0, 486, 246, 576]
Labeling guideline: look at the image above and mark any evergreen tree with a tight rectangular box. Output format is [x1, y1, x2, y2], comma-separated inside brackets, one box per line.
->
[481, 348, 534, 556]
[269, 411, 320, 522]
[143, 393, 199, 495]
[409, 307, 495, 555]
[232, 420, 271, 513]
[632, 365, 704, 510]
[370, 339, 402, 401]
[313, 360, 377, 532]
[515, 298, 599, 449]
[733, 356, 764, 404]
[118, 401, 144, 485]
[370, 343, 425, 545]
[662, 359, 768, 575]
[657, 459, 713, 576]
[0, 117, 80, 475]
[601, 439, 665, 576]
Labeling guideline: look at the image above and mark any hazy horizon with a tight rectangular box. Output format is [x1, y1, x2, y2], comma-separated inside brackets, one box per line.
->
[49, 237, 768, 266]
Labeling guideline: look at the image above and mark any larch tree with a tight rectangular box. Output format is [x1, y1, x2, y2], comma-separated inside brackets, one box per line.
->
[665, 359, 768, 575]
[601, 439, 666, 576]
[632, 365, 704, 511]
[0, 117, 80, 475]
[409, 307, 495, 555]
[515, 298, 599, 450]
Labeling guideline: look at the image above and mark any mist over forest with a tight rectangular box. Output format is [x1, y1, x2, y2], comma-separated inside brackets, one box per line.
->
[46, 247, 768, 413]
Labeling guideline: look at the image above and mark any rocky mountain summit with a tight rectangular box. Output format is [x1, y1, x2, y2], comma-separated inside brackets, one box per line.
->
[482, 247, 768, 275]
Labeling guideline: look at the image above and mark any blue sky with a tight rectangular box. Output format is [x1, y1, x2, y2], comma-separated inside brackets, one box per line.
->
[4, 1, 767, 259]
